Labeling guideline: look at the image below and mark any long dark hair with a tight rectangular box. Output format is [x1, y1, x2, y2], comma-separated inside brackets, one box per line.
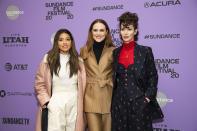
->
[47, 29, 79, 77]
[86, 19, 114, 52]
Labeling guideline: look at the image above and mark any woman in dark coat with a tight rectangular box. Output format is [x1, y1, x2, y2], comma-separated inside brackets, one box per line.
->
[111, 12, 164, 131]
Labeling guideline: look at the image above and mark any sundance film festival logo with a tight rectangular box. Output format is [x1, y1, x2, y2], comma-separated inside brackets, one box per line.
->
[1, 117, 29, 125]
[6, 5, 24, 20]
[2, 34, 29, 47]
[144, 0, 181, 8]
[155, 58, 180, 78]
[45, 2, 74, 20]
[144, 33, 180, 39]
[4, 62, 28, 71]
[110, 28, 122, 47]
[92, 4, 123, 11]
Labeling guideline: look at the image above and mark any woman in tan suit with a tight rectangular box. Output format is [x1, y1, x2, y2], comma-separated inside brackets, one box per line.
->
[80, 19, 115, 131]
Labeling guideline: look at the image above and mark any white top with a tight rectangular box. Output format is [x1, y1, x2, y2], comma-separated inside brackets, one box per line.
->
[52, 54, 78, 93]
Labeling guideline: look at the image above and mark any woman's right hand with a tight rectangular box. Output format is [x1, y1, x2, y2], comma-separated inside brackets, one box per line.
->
[42, 101, 49, 109]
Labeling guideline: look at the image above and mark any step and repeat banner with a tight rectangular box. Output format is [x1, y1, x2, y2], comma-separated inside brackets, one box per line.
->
[0, 0, 197, 131]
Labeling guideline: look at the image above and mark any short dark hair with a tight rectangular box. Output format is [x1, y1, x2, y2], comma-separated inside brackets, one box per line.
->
[118, 12, 139, 41]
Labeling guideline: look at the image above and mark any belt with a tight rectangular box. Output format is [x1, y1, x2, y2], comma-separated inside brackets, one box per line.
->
[86, 77, 113, 88]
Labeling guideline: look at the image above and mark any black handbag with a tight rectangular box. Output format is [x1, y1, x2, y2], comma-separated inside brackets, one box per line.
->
[41, 108, 48, 131]
[41, 69, 53, 131]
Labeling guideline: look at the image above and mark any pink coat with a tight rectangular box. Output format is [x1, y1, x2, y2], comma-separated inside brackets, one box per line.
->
[34, 55, 86, 131]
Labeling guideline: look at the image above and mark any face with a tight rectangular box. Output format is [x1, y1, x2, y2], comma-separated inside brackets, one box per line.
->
[57, 33, 72, 54]
[92, 22, 108, 42]
[120, 24, 138, 43]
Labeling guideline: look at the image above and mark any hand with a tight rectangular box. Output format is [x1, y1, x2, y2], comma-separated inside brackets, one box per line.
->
[145, 97, 150, 103]
[42, 101, 49, 109]
[42, 104, 47, 109]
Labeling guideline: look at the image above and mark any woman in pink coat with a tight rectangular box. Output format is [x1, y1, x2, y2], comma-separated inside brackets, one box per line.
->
[34, 29, 86, 131]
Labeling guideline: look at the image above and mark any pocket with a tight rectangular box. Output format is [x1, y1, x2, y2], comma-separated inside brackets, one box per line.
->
[84, 84, 94, 101]
[47, 95, 54, 110]
[132, 96, 148, 113]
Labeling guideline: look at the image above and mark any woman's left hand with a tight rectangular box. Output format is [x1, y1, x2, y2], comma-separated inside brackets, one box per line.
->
[145, 97, 150, 103]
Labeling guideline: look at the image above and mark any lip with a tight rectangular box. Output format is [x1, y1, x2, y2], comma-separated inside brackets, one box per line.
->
[123, 36, 129, 39]
[96, 36, 102, 39]
[62, 45, 68, 48]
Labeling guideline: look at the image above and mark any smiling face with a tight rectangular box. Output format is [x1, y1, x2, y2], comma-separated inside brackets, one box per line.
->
[92, 22, 108, 42]
[120, 24, 138, 43]
[57, 33, 72, 54]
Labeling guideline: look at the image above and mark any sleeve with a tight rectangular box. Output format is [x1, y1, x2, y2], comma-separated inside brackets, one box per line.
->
[112, 49, 117, 89]
[75, 60, 87, 130]
[79, 58, 86, 95]
[144, 47, 158, 101]
[80, 46, 88, 60]
[34, 61, 50, 107]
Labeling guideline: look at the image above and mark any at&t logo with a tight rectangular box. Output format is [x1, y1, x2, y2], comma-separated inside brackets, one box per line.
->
[5, 62, 12, 71]
[4, 62, 28, 71]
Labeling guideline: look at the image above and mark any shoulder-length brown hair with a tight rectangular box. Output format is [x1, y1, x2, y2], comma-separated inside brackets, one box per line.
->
[86, 19, 114, 52]
[47, 29, 79, 77]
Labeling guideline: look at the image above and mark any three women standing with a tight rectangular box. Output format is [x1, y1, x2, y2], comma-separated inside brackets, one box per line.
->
[34, 12, 163, 131]
[80, 19, 115, 131]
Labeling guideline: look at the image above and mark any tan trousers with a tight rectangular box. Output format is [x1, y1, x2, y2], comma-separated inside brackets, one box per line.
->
[86, 113, 111, 131]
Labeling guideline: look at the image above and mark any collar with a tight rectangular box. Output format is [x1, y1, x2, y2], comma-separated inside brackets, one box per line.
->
[123, 40, 135, 49]
[93, 39, 105, 47]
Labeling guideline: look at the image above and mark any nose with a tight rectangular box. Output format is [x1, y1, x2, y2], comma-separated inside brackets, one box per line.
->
[95, 32, 101, 36]
[63, 39, 67, 44]
[124, 30, 128, 35]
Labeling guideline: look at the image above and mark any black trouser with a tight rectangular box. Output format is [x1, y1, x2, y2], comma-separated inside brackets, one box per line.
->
[111, 88, 153, 131]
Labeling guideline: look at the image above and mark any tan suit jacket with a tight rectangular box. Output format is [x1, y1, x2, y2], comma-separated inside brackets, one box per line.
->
[34, 55, 86, 131]
[80, 45, 115, 114]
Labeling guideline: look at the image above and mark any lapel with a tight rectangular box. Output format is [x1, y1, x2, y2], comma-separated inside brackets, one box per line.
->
[133, 43, 141, 78]
[98, 45, 108, 65]
[133, 43, 146, 78]
[112, 46, 121, 87]
[113, 46, 122, 71]
[90, 45, 108, 67]
[89, 50, 98, 66]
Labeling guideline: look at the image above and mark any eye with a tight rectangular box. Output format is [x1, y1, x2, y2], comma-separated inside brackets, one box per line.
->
[100, 29, 105, 32]
[58, 38, 63, 41]
[120, 28, 125, 31]
[66, 38, 71, 41]
[93, 29, 98, 32]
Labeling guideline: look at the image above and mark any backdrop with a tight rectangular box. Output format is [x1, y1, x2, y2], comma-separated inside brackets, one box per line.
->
[0, 0, 197, 131]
